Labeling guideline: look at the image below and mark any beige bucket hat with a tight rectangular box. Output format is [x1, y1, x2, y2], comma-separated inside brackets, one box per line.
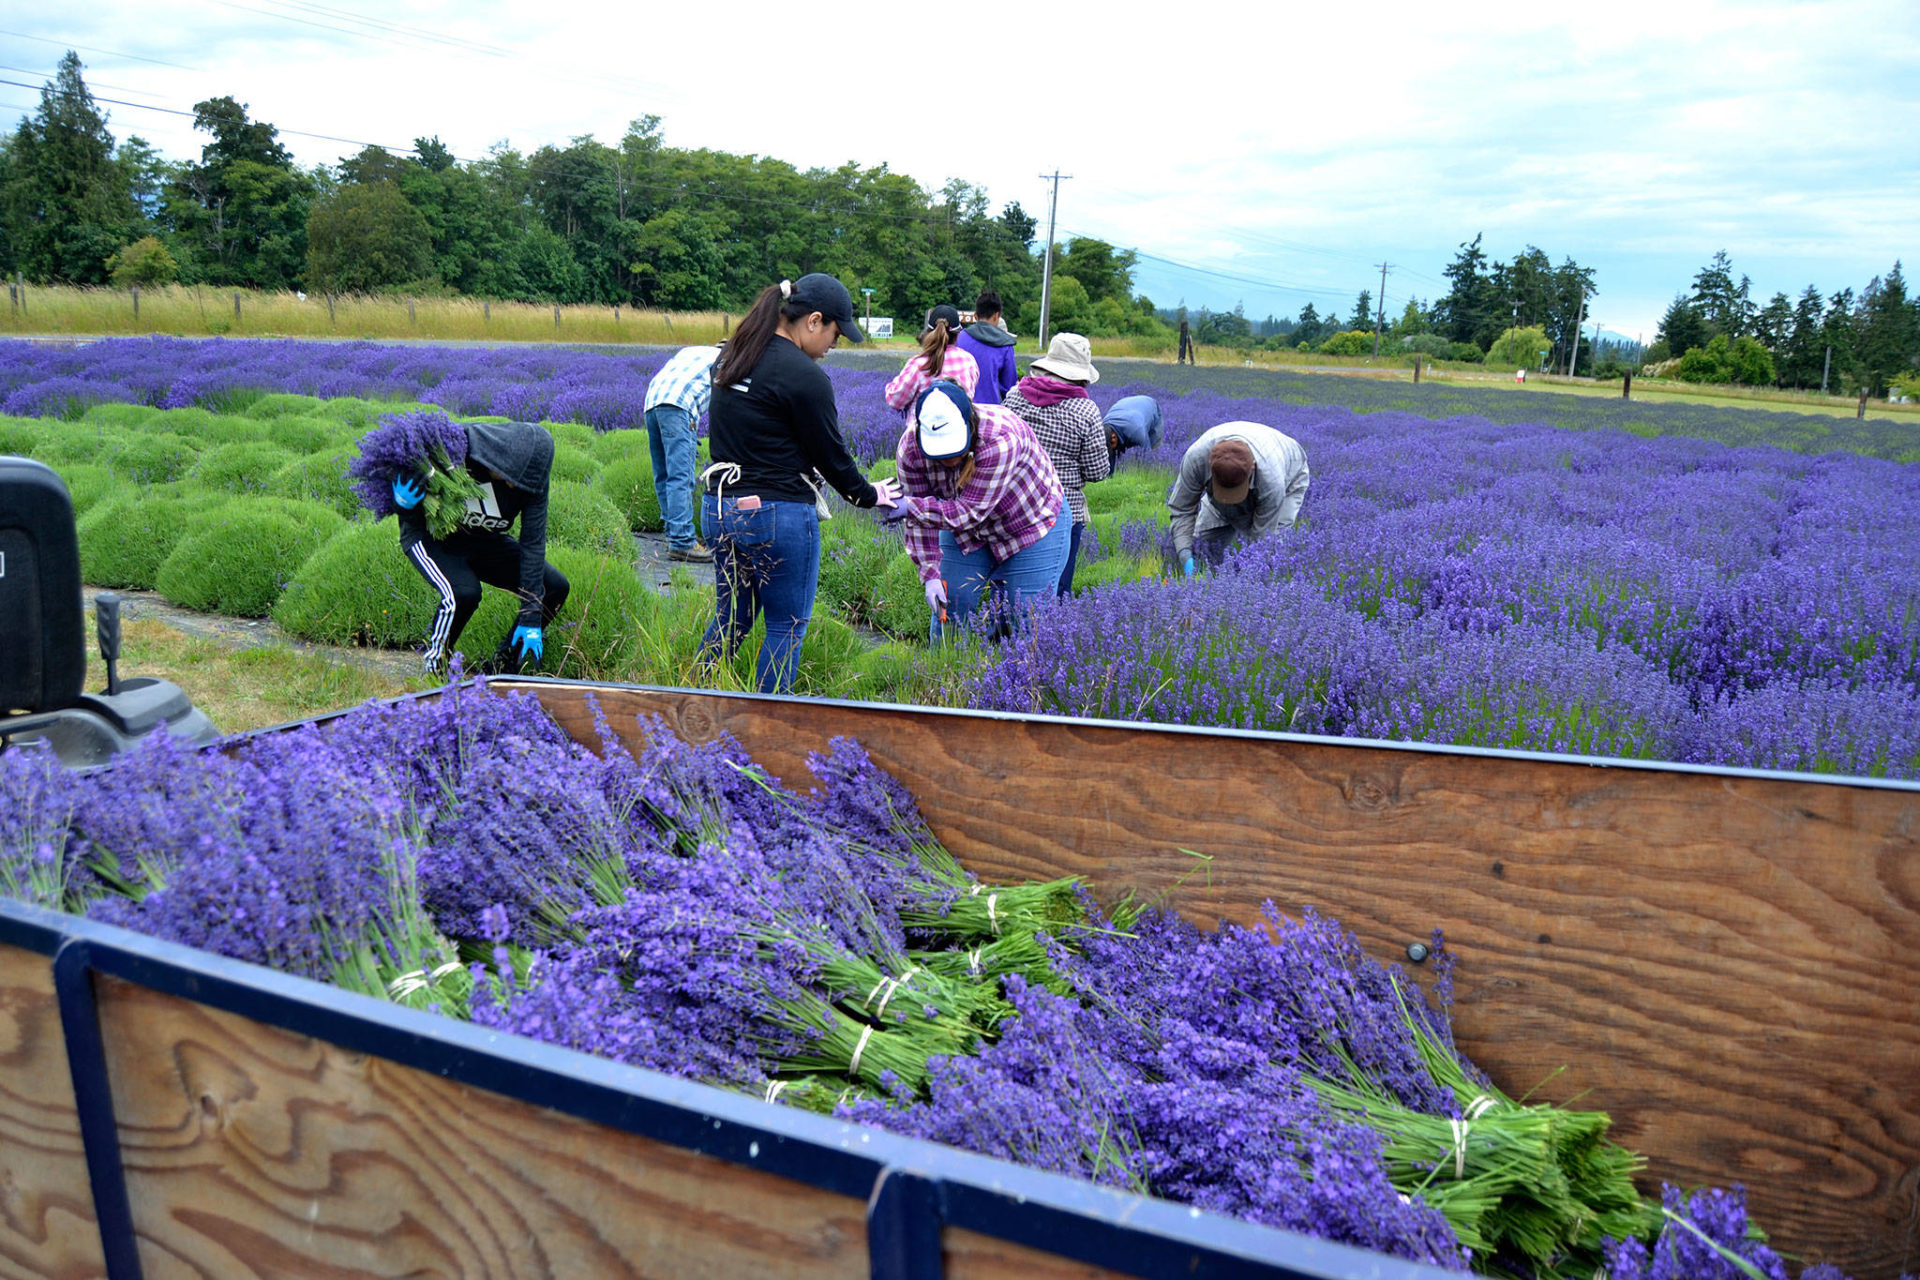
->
[1030, 332, 1099, 384]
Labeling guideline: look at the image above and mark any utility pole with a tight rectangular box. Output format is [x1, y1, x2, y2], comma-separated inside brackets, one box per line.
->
[1565, 286, 1587, 376]
[1036, 170, 1072, 349]
[1372, 262, 1391, 358]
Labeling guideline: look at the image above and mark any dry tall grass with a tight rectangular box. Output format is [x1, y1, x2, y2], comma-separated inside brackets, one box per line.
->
[0, 284, 736, 345]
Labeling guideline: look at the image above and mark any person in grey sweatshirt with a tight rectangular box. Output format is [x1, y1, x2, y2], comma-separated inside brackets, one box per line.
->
[393, 420, 568, 675]
[955, 289, 1019, 405]
[1166, 422, 1311, 576]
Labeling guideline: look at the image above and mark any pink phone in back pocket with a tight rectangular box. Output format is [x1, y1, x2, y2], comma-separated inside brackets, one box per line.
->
[736, 495, 762, 510]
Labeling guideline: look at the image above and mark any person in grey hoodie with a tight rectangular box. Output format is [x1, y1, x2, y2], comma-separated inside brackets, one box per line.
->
[955, 289, 1019, 405]
[392, 420, 568, 676]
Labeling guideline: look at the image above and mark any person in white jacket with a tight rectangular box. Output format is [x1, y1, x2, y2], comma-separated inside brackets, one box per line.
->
[1166, 422, 1311, 576]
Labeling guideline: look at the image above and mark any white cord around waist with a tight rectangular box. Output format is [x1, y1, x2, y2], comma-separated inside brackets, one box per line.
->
[701, 460, 743, 507]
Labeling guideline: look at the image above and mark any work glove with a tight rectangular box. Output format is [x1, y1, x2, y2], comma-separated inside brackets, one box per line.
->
[1181, 555, 1197, 579]
[392, 475, 425, 509]
[511, 625, 543, 664]
[880, 495, 916, 525]
[924, 579, 947, 614]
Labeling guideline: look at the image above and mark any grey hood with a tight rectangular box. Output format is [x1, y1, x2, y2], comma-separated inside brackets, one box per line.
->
[962, 321, 1017, 348]
[465, 421, 554, 492]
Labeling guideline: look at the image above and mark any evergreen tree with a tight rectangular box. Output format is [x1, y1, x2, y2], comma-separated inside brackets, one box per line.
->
[169, 97, 311, 287]
[1348, 289, 1372, 333]
[0, 52, 137, 283]
[1780, 285, 1827, 388]
[1657, 295, 1709, 358]
[1855, 262, 1917, 397]
[1436, 233, 1492, 345]
[1295, 302, 1323, 347]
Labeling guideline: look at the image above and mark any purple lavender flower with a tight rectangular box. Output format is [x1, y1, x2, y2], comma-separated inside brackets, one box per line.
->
[346, 408, 471, 517]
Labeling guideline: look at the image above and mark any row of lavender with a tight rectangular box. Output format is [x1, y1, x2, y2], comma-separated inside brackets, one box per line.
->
[6, 336, 1916, 777]
[0, 682, 1847, 1279]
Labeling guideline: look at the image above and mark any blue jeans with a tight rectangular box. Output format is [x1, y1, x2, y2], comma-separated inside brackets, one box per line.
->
[1058, 521, 1086, 595]
[933, 511, 1070, 643]
[699, 495, 820, 693]
[645, 404, 699, 549]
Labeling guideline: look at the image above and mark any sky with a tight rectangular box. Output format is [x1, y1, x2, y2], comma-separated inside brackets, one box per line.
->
[3, 1, 1915, 341]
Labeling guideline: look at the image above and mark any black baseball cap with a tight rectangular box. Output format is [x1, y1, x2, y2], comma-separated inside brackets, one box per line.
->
[788, 273, 866, 343]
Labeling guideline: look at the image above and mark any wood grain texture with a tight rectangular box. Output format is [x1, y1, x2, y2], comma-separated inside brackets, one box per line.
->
[0, 944, 102, 1280]
[516, 684, 1920, 1280]
[92, 976, 869, 1279]
[942, 1226, 1135, 1279]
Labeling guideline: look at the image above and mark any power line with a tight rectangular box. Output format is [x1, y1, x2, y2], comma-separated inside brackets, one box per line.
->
[0, 28, 199, 72]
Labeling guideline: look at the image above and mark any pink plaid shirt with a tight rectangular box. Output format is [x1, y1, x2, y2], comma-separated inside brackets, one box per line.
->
[895, 404, 1064, 583]
[883, 346, 981, 410]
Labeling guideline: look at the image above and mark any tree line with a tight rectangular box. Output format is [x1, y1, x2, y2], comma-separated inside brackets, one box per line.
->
[1648, 250, 1917, 397]
[0, 53, 1164, 339]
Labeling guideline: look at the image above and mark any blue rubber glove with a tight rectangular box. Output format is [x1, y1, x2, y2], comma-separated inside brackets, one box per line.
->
[1181, 555, 1197, 579]
[511, 625, 543, 663]
[392, 475, 425, 509]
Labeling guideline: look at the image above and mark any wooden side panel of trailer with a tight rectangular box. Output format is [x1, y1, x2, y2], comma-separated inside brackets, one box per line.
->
[91, 975, 871, 1278]
[0, 942, 102, 1280]
[518, 683, 1920, 1280]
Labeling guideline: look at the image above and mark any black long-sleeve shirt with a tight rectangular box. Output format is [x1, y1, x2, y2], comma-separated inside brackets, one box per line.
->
[706, 335, 877, 508]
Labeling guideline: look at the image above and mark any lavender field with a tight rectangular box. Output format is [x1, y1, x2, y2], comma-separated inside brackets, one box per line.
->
[5, 336, 1916, 778]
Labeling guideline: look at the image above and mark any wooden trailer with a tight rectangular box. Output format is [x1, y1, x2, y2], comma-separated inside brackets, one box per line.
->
[0, 678, 1913, 1278]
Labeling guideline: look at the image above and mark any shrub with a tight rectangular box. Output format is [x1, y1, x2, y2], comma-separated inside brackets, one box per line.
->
[242, 496, 347, 544]
[593, 452, 661, 531]
[263, 415, 336, 454]
[155, 504, 334, 617]
[77, 491, 209, 588]
[106, 432, 205, 483]
[1448, 342, 1485, 363]
[1486, 326, 1552, 369]
[1316, 330, 1375, 357]
[242, 393, 328, 420]
[544, 420, 597, 452]
[191, 441, 299, 494]
[588, 427, 649, 466]
[105, 235, 178, 287]
[275, 522, 442, 649]
[310, 398, 392, 431]
[58, 463, 119, 515]
[82, 403, 161, 431]
[543, 547, 650, 679]
[550, 443, 602, 486]
[0, 418, 47, 456]
[267, 447, 362, 519]
[31, 425, 126, 467]
[545, 481, 632, 556]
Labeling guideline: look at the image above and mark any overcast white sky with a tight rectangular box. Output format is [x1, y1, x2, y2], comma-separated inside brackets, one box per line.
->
[4, 1, 1915, 339]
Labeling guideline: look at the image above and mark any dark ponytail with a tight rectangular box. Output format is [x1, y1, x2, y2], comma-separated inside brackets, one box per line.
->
[918, 320, 956, 377]
[715, 281, 813, 385]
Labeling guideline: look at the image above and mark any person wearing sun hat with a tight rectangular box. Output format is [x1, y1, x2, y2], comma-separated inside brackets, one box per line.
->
[1003, 332, 1110, 594]
[1166, 421, 1311, 576]
[889, 379, 1068, 641]
[884, 303, 981, 410]
[696, 273, 903, 693]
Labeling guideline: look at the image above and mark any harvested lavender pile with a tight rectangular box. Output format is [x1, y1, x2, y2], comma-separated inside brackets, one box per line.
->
[0, 682, 1853, 1279]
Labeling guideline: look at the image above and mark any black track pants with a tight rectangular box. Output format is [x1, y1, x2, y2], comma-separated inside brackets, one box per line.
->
[404, 532, 569, 672]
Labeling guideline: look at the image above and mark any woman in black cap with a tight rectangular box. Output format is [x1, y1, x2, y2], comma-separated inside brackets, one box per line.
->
[884, 303, 980, 410]
[698, 273, 902, 693]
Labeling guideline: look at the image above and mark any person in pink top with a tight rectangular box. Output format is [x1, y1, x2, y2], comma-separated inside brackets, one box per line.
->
[884, 304, 981, 410]
[889, 380, 1067, 642]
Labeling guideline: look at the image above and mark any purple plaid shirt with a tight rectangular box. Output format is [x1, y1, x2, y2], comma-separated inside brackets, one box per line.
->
[895, 404, 1064, 583]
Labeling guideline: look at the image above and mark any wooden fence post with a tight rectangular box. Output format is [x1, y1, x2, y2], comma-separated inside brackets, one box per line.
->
[483, 299, 490, 323]
[1412, 357, 1421, 384]
[613, 305, 620, 323]
[1857, 390, 1868, 419]
[15, 273, 23, 314]
[723, 313, 731, 336]
[553, 305, 561, 331]
[408, 298, 416, 325]
[233, 292, 242, 323]
[1623, 369, 1633, 399]
[131, 287, 139, 321]
[327, 293, 335, 324]
[664, 313, 673, 339]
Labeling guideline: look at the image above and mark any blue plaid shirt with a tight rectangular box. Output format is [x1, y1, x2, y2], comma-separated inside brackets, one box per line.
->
[644, 345, 722, 417]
